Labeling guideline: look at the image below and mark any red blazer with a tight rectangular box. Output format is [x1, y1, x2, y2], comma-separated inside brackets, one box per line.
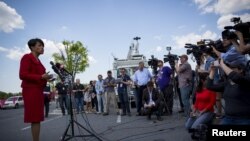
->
[19, 53, 47, 88]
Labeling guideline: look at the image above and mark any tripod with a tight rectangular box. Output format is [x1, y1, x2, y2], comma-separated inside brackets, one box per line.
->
[58, 72, 102, 141]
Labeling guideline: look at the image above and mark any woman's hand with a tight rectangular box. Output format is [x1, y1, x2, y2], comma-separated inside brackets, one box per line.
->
[42, 73, 52, 80]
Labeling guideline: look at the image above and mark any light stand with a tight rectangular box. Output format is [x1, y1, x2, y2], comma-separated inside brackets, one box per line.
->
[50, 62, 103, 141]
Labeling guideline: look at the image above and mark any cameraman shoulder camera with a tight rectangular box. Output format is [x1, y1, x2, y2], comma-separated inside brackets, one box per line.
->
[212, 30, 247, 66]
[224, 17, 250, 54]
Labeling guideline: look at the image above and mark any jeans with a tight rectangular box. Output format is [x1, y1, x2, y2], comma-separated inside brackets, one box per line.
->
[180, 85, 192, 117]
[185, 112, 215, 129]
[97, 94, 105, 113]
[221, 116, 250, 125]
[75, 97, 84, 113]
[59, 95, 68, 114]
[118, 89, 130, 114]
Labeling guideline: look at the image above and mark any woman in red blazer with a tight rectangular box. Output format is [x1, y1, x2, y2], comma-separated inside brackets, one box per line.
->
[19, 38, 52, 141]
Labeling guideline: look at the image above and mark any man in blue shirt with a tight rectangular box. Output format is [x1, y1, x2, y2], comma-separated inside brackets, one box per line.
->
[156, 60, 173, 115]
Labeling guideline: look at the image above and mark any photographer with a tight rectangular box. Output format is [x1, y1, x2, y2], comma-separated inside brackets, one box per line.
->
[185, 72, 216, 131]
[55, 81, 69, 115]
[212, 30, 247, 66]
[117, 68, 132, 116]
[156, 60, 173, 115]
[207, 58, 250, 125]
[233, 31, 250, 54]
[73, 79, 85, 114]
[175, 54, 193, 117]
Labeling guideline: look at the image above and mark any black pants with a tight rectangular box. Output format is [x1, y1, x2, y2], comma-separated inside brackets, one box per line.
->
[136, 85, 147, 113]
[92, 96, 98, 112]
[118, 89, 131, 114]
[59, 95, 68, 114]
[161, 84, 174, 114]
[44, 96, 50, 117]
[144, 103, 164, 118]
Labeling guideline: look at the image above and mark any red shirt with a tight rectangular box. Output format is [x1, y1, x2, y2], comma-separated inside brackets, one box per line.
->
[194, 89, 216, 112]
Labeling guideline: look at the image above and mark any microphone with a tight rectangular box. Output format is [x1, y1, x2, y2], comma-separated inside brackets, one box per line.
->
[55, 63, 71, 74]
[50, 61, 60, 75]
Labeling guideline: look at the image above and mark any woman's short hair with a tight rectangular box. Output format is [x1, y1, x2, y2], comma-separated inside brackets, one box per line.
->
[28, 38, 44, 50]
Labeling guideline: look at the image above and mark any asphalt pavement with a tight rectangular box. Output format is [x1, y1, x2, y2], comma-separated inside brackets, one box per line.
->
[0, 100, 192, 141]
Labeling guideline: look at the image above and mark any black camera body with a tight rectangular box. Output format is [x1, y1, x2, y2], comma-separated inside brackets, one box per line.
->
[148, 55, 159, 75]
[185, 40, 224, 65]
[224, 17, 250, 42]
[164, 54, 178, 70]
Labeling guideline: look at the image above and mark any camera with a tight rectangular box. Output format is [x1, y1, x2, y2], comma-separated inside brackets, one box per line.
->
[164, 54, 178, 70]
[163, 46, 178, 70]
[185, 39, 225, 65]
[148, 55, 159, 75]
[224, 17, 250, 42]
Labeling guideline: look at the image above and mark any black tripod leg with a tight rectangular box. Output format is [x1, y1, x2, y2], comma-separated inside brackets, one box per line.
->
[74, 120, 103, 141]
[61, 122, 71, 141]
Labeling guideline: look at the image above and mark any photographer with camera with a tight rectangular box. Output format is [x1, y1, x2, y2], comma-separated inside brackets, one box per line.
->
[207, 58, 250, 125]
[212, 30, 247, 67]
[156, 60, 173, 115]
[175, 54, 193, 117]
[233, 31, 250, 54]
[224, 17, 250, 54]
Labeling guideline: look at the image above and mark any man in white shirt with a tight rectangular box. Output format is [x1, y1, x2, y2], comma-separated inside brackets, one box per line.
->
[133, 62, 152, 116]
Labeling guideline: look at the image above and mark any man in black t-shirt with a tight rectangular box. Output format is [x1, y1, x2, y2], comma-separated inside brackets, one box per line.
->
[55, 81, 68, 115]
[73, 79, 85, 114]
[117, 68, 132, 116]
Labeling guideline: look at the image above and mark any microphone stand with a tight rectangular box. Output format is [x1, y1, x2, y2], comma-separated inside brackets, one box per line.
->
[50, 63, 102, 141]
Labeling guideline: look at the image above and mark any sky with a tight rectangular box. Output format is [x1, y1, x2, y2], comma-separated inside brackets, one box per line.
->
[0, 0, 249, 93]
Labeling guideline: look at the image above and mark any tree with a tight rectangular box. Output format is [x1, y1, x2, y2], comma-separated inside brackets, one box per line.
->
[52, 40, 89, 81]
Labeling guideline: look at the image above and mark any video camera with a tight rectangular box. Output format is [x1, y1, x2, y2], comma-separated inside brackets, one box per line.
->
[148, 55, 159, 75]
[185, 39, 224, 65]
[163, 46, 178, 70]
[224, 17, 250, 42]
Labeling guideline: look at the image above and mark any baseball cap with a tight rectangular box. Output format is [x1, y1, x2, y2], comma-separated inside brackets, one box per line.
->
[179, 54, 188, 60]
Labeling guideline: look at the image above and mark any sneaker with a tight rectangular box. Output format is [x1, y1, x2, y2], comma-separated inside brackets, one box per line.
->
[121, 113, 126, 116]
[128, 113, 132, 117]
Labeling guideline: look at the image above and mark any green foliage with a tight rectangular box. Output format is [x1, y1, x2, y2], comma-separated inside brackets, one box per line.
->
[0, 91, 21, 99]
[52, 40, 89, 81]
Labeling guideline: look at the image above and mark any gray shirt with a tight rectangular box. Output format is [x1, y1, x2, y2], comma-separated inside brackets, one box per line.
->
[177, 62, 193, 88]
[104, 77, 116, 92]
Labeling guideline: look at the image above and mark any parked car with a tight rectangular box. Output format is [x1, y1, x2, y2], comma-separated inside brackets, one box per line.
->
[0, 99, 6, 109]
[2, 96, 24, 109]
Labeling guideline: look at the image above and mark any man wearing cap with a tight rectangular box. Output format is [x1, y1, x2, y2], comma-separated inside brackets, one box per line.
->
[175, 54, 193, 117]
